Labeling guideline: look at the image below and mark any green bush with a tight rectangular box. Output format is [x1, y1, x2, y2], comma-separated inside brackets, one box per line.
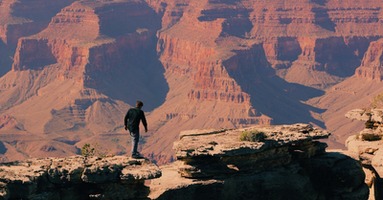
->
[81, 143, 95, 157]
[240, 130, 266, 142]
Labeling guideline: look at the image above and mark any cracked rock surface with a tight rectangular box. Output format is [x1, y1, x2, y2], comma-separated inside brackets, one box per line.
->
[0, 156, 161, 199]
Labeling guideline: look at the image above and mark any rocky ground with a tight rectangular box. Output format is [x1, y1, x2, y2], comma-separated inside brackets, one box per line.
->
[0, 123, 370, 200]
[0, 156, 161, 199]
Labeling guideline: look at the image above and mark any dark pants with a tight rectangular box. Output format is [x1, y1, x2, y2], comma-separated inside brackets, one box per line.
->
[130, 131, 139, 155]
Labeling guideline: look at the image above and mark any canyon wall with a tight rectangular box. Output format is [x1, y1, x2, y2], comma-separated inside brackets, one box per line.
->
[0, 0, 75, 76]
[0, 0, 167, 162]
[143, 0, 383, 162]
[0, 0, 383, 164]
[355, 38, 383, 81]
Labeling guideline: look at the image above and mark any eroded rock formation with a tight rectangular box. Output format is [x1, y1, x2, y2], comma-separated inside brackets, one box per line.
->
[0, 0, 75, 75]
[143, 0, 383, 163]
[0, 124, 369, 200]
[345, 109, 383, 200]
[0, 0, 167, 162]
[150, 124, 368, 200]
[1, 0, 383, 164]
[355, 39, 383, 81]
[0, 156, 161, 199]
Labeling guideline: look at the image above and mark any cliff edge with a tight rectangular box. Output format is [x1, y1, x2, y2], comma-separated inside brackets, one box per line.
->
[150, 123, 367, 200]
[0, 123, 368, 200]
[0, 156, 161, 199]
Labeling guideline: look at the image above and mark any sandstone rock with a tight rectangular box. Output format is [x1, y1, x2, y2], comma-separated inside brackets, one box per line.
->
[346, 136, 383, 200]
[152, 164, 320, 200]
[150, 124, 367, 200]
[48, 156, 85, 184]
[345, 109, 370, 121]
[344, 112, 383, 200]
[0, 156, 161, 199]
[371, 149, 383, 178]
[174, 124, 329, 177]
[346, 109, 383, 124]
[355, 38, 383, 81]
[174, 124, 330, 179]
[0, 124, 369, 200]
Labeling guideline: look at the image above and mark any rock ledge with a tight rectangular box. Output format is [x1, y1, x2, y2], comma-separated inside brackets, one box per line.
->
[0, 156, 161, 199]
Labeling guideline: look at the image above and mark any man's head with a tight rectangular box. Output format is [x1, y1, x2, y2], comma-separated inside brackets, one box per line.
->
[136, 101, 144, 108]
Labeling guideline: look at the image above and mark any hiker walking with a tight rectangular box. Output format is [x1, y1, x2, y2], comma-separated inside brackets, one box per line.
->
[124, 100, 148, 158]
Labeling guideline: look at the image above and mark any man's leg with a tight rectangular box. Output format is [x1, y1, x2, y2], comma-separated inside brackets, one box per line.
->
[130, 131, 140, 155]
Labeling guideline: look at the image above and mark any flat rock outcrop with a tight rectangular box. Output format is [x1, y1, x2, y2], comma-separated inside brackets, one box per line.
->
[0, 156, 161, 199]
[174, 124, 329, 178]
[150, 124, 369, 200]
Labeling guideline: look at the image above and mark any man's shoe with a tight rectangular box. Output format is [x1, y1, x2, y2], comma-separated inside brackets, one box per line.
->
[132, 152, 143, 159]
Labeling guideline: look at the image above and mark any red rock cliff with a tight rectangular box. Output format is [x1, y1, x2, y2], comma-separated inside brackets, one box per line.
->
[1, 0, 383, 164]
[355, 38, 383, 81]
[0, 0, 164, 162]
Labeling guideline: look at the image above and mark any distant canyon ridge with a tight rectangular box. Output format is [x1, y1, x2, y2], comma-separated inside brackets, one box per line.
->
[0, 0, 383, 164]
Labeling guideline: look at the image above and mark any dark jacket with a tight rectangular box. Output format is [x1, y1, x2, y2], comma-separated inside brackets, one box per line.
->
[124, 107, 147, 133]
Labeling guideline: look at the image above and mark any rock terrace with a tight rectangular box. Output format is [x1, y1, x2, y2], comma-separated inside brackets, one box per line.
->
[0, 156, 161, 199]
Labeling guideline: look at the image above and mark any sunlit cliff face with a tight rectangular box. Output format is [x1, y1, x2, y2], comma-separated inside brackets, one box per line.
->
[1, 0, 383, 164]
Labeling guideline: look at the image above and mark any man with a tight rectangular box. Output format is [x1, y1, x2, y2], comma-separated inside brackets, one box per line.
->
[124, 101, 148, 158]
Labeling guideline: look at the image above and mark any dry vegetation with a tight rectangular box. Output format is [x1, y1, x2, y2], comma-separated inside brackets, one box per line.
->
[239, 130, 266, 142]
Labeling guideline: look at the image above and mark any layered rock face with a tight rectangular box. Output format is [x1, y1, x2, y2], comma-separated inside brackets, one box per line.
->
[248, 0, 382, 86]
[0, 0, 75, 75]
[0, 156, 161, 199]
[142, 0, 383, 162]
[355, 39, 383, 81]
[0, 0, 167, 162]
[1, 0, 383, 164]
[173, 124, 329, 178]
[150, 124, 368, 200]
[0, 0, 76, 46]
[345, 109, 383, 200]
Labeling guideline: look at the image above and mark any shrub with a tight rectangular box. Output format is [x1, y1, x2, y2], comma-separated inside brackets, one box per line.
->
[240, 130, 266, 142]
[359, 133, 382, 141]
[81, 143, 95, 157]
[81, 143, 110, 158]
[370, 93, 383, 108]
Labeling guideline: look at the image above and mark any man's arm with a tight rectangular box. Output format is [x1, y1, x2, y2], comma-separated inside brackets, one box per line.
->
[124, 110, 129, 130]
[141, 111, 148, 132]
